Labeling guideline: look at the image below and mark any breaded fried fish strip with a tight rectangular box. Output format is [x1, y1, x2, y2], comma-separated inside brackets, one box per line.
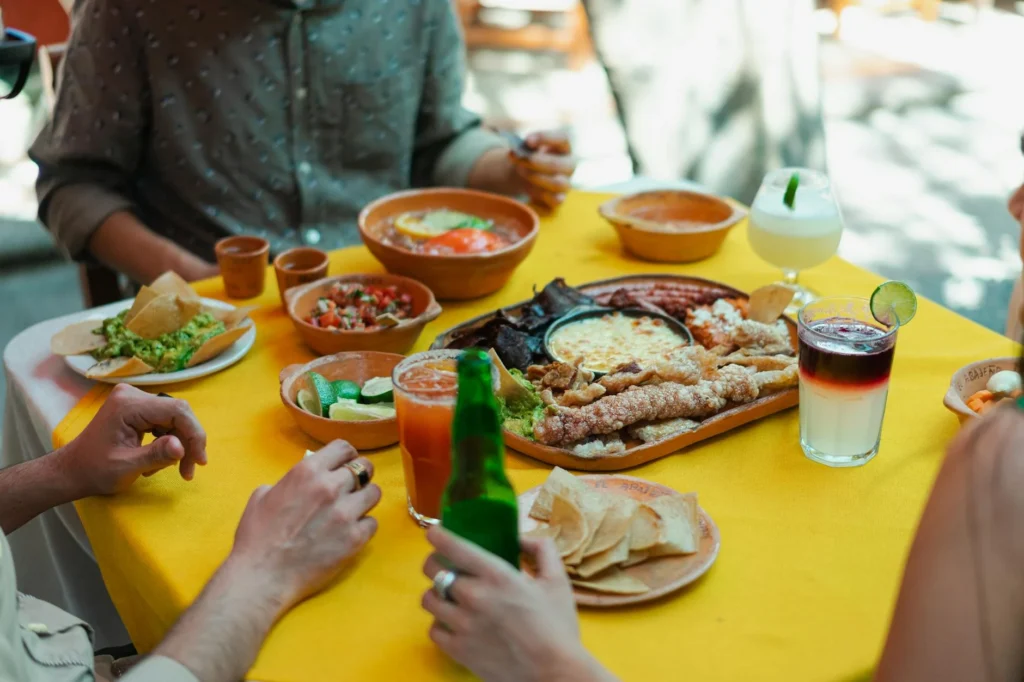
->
[754, 364, 799, 393]
[732, 320, 792, 351]
[720, 353, 797, 372]
[533, 382, 728, 445]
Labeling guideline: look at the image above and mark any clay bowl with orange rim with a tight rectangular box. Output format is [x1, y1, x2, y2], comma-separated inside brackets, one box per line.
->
[285, 273, 442, 356]
[599, 190, 746, 263]
[358, 188, 540, 300]
[943, 357, 1019, 424]
[280, 352, 403, 450]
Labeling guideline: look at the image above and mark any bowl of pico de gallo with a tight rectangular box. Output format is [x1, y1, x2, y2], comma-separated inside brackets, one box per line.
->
[285, 274, 442, 355]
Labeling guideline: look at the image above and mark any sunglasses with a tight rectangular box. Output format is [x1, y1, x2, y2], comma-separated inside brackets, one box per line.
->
[0, 29, 37, 100]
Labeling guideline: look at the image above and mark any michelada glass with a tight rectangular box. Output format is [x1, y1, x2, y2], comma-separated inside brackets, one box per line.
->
[748, 168, 843, 313]
[392, 350, 461, 527]
[797, 297, 897, 467]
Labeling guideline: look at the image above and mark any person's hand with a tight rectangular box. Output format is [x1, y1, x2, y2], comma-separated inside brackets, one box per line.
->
[227, 441, 381, 613]
[57, 384, 208, 497]
[510, 130, 576, 211]
[421, 527, 613, 682]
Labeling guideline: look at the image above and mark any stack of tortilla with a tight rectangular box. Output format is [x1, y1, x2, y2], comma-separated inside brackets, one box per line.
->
[528, 467, 701, 595]
[51, 271, 254, 379]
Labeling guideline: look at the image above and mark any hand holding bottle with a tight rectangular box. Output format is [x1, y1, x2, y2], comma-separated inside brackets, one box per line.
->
[420, 527, 617, 682]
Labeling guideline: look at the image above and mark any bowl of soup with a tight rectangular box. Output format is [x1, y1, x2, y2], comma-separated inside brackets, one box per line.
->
[599, 190, 746, 263]
[359, 188, 540, 300]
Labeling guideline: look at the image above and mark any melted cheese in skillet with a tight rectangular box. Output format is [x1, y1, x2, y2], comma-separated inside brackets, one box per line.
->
[548, 313, 689, 373]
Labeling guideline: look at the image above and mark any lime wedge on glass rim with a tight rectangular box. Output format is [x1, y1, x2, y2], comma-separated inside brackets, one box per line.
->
[870, 281, 917, 327]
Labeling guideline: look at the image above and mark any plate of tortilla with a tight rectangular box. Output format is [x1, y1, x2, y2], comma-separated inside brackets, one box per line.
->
[52, 272, 258, 385]
[520, 468, 720, 607]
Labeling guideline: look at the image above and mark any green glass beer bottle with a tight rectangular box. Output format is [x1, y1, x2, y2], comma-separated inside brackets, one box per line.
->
[441, 349, 520, 568]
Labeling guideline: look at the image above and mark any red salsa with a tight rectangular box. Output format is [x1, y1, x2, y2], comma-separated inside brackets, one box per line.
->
[306, 283, 414, 331]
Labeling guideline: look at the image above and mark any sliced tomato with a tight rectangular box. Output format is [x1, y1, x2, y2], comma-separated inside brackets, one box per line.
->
[422, 228, 508, 255]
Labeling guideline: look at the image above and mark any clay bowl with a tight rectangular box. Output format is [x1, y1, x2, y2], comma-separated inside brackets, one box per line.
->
[943, 357, 1018, 424]
[285, 273, 441, 356]
[599, 190, 746, 263]
[358, 188, 540, 300]
[280, 352, 403, 450]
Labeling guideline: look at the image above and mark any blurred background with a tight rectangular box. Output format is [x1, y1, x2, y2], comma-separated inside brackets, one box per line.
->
[1, 0, 1022, 429]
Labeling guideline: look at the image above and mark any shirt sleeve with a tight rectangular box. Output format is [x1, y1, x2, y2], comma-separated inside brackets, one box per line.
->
[120, 655, 200, 682]
[29, 0, 148, 260]
[410, 0, 507, 188]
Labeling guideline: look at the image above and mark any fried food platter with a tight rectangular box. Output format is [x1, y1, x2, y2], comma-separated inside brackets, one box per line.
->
[432, 274, 799, 471]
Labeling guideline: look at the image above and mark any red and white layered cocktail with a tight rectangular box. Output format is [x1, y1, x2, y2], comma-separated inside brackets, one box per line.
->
[798, 298, 897, 467]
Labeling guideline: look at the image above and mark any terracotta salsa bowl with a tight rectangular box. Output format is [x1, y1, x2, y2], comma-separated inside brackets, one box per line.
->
[285, 273, 441, 356]
[599, 190, 746, 263]
[280, 352, 403, 450]
[358, 188, 540, 300]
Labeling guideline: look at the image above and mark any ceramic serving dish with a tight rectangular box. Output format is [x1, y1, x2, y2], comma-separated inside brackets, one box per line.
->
[519, 475, 720, 607]
[943, 356, 1018, 423]
[358, 188, 540, 300]
[279, 352, 403, 450]
[599, 190, 746, 263]
[285, 273, 441, 356]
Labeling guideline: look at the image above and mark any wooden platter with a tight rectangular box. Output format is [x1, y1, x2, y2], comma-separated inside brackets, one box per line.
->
[518, 475, 720, 607]
[432, 274, 799, 471]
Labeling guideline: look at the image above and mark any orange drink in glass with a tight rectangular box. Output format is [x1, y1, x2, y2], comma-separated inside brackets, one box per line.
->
[392, 350, 461, 526]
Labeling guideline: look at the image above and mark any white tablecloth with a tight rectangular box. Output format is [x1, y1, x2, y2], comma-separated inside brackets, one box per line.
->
[2, 301, 131, 649]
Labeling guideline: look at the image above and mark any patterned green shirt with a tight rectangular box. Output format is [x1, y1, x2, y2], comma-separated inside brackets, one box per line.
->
[30, 0, 505, 260]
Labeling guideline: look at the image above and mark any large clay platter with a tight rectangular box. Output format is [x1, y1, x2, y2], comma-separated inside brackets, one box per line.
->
[432, 274, 799, 471]
[518, 475, 720, 607]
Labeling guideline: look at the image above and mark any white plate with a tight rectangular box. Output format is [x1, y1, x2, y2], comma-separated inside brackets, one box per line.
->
[63, 298, 257, 386]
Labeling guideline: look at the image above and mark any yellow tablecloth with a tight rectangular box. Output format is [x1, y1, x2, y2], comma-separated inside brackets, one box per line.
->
[54, 191, 1016, 682]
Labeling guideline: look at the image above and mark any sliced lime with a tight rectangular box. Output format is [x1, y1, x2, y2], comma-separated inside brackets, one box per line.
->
[870, 281, 918, 326]
[296, 389, 321, 416]
[306, 371, 335, 418]
[331, 379, 362, 403]
[329, 400, 396, 421]
[361, 376, 394, 404]
[783, 172, 799, 210]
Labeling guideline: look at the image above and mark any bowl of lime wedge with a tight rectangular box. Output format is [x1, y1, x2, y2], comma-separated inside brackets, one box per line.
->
[280, 352, 402, 450]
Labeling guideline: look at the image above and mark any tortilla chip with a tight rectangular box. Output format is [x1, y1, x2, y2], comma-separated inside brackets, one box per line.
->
[748, 284, 795, 324]
[584, 496, 637, 558]
[564, 492, 608, 566]
[576, 531, 631, 579]
[629, 504, 663, 551]
[572, 567, 649, 595]
[185, 324, 251, 368]
[212, 305, 257, 329]
[530, 467, 587, 522]
[646, 493, 700, 557]
[150, 271, 199, 300]
[524, 524, 558, 540]
[51, 320, 106, 356]
[86, 356, 154, 378]
[124, 286, 159, 326]
[621, 550, 648, 568]
[550, 493, 588, 558]
[125, 294, 184, 339]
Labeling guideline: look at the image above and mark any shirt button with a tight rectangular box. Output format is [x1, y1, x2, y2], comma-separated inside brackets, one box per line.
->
[26, 623, 49, 634]
[302, 228, 321, 245]
[298, 161, 312, 175]
[296, 87, 308, 100]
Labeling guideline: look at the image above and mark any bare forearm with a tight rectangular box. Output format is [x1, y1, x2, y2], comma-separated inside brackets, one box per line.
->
[89, 212, 217, 284]
[0, 450, 82, 534]
[151, 558, 285, 682]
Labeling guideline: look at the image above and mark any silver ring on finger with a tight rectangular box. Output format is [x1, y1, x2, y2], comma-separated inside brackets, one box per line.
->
[343, 460, 371, 491]
[433, 569, 457, 603]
